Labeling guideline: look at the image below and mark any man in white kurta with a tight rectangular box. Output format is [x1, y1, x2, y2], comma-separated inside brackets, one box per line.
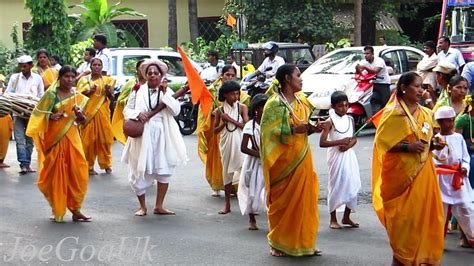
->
[433, 106, 474, 247]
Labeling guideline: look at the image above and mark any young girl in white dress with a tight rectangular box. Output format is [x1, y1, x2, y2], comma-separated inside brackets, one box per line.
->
[320, 91, 361, 229]
[238, 94, 268, 230]
[214, 80, 249, 214]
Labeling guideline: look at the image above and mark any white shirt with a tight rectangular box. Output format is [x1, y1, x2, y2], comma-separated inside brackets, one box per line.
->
[438, 47, 465, 71]
[361, 57, 390, 84]
[77, 61, 91, 74]
[52, 64, 62, 71]
[6, 72, 44, 97]
[257, 56, 285, 77]
[200, 64, 222, 83]
[96, 48, 112, 75]
[417, 53, 438, 89]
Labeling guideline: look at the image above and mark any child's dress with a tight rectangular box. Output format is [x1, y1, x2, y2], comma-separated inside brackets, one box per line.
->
[432, 132, 474, 244]
[327, 108, 361, 212]
[238, 119, 266, 215]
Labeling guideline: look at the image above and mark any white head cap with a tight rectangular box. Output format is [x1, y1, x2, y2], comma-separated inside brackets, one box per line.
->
[434, 105, 456, 120]
[17, 55, 33, 64]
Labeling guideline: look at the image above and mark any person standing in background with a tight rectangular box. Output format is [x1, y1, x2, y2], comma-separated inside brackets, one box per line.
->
[93, 34, 112, 76]
[438, 36, 465, 72]
[0, 74, 13, 168]
[76, 48, 96, 80]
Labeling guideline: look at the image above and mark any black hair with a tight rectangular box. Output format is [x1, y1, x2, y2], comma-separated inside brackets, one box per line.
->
[136, 58, 146, 69]
[90, 57, 103, 65]
[396, 72, 420, 98]
[363, 46, 374, 54]
[448, 75, 467, 87]
[85, 48, 96, 57]
[423, 41, 437, 51]
[221, 64, 237, 75]
[51, 55, 61, 64]
[249, 93, 268, 119]
[218, 80, 240, 102]
[36, 49, 49, 59]
[438, 69, 457, 84]
[93, 34, 107, 46]
[275, 64, 298, 89]
[208, 49, 218, 59]
[58, 65, 77, 78]
[439, 36, 451, 45]
[330, 91, 348, 105]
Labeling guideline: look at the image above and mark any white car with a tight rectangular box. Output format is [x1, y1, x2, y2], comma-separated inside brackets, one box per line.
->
[109, 48, 203, 89]
[301, 46, 424, 117]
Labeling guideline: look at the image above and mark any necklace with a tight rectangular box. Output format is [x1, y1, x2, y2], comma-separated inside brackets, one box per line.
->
[332, 116, 351, 134]
[280, 93, 306, 122]
[223, 102, 240, 132]
[148, 87, 160, 110]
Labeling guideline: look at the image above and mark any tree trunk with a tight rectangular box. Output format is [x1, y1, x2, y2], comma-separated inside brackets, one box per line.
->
[168, 0, 178, 49]
[354, 0, 362, 46]
[361, 0, 376, 46]
[188, 0, 199, 46]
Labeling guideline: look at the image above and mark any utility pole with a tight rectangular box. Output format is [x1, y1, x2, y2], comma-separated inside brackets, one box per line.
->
[354, 0, 362, 46]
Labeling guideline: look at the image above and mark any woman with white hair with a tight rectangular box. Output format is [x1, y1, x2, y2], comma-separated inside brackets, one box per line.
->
[121, 59, 188, 216]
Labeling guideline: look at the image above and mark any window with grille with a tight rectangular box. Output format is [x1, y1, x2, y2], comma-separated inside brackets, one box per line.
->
[198, 17, 221, 42]
[112, 19, 149, 48]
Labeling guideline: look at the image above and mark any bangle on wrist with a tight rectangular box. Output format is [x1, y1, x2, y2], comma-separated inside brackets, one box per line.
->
[424, 98, 433, 105]
[290, 127, 294, 134]
[401, 143, 409, 152]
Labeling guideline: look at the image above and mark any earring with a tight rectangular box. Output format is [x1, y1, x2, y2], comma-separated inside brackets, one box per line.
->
[403, 91, 406, 93]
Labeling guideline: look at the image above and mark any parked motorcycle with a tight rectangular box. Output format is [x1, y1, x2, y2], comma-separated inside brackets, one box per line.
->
[241, 67, 273, 98]
[346, 72, 377, 129]
[175, 91, 198, 135]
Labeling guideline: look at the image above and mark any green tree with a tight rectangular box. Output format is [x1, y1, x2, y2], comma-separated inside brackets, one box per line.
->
[25, 0, 72, 63]
[70, 0, 146, 47]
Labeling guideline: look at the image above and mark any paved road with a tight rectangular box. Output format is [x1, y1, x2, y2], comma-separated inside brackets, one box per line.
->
[0, 130, 472, 265]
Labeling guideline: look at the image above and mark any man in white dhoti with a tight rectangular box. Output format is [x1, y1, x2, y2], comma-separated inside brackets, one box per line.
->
[238, 94, 268, 230]
[320, 91, 361, 229]
[121, 59, 188, 216]
[433, 106, 474, 248]
[214, 81, 249, 214]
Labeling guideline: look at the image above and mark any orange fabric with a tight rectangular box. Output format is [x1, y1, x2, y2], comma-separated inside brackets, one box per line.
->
[372, 96, 444, 265]
[0, 115, 13, 160]
[198, 111, 224, 190]
[226, 13, 237, 27]
[436, 163, 464, 190]
[177, 47, 214, 115]
[368, 107, 385, 128]
[41, 68, 58, 89]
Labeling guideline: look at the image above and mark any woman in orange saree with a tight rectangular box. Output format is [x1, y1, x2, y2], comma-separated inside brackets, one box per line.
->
[35, 49, 58, 90]
[77, 57, 115, 175]
[261, 64, 321, 257]
[0, 114, 13, 168]
[26, 65, 91, 223]
[372, 72, 445, 265]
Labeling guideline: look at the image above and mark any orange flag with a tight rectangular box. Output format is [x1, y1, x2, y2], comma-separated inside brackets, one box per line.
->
[367, 108, 384, 128]
[226, 13, 237, 27]
[177, 47, 214, 116]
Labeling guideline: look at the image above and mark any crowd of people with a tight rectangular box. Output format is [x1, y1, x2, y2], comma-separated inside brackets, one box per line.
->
[0, 35, 473, 264]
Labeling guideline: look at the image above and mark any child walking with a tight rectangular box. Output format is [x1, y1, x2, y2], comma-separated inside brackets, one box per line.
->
[214, 81, 249, 214]
[320, 91, 361, 229]
[237, 94, 268, 230]
[433, 106, 474, 248]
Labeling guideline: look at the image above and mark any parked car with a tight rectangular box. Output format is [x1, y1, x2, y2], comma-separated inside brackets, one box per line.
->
[109, 48, 203, 89]
[301, 46, 425, 119]
[230, 42, 315, 73]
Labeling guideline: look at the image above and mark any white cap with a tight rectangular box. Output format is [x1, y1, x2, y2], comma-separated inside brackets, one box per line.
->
[434, 106, 456, 120]
[18, 55, 33, 64]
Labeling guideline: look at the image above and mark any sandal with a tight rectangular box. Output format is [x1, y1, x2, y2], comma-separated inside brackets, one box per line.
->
[72, 212, 92, 222]
[270, 248, 286, 257]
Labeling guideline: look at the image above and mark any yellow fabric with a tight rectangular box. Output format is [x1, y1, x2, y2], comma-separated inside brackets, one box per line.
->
[432, 97, 466, 128]
[242, 63, 256, 78]
[372, 96, 444, 265]
[0, 115, 13, 160]
[77, 75, 115, 170]
[26, 84, 89, 222]
[261, 93, 318, 256]
[111, 77, 137, 144]
[41, 68, 58, 89]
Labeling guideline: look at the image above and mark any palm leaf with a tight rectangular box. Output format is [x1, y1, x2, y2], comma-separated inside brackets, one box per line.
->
[96, 23, 118, 47]
[76, 27, 96, 41]
[117, 29, 140, 47]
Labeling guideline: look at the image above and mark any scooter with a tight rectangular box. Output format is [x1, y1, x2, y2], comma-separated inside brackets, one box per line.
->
[241, 67, 273, 98]
[175, 91, 198, 135]
[346, 72, 377, 129]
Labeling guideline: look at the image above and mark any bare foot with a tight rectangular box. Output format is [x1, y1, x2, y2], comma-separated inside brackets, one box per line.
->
[218, 208, 231, 215]
[105, 167, 112, 174]
[72, 211, 92, 222]
[26, 166, 36, 173]
[270, 248, 286, 257]
[0, 163, 10, 168]
[153, 208, 175, 215]
[89, 169, 98, 175]
[134, 208, 147, 216]
[342, 218, 360, 228]
[329, 221, 342, 229]
[249, 222, 258, 230]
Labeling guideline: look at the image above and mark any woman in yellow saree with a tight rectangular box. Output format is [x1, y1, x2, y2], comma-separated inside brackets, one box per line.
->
[35, 49, 58, 90]
[0, 114, 13, 168]
[111, 59, 146, 144]
[197, 65, 250, 196]
[261, 64, 321, 257]
[26, 65, 91, 222]
[372, 72, 445, 265]
[77, 57, 115, 175]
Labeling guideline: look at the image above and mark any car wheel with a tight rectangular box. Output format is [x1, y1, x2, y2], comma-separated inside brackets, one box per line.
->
[177, 103, 197, 135]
